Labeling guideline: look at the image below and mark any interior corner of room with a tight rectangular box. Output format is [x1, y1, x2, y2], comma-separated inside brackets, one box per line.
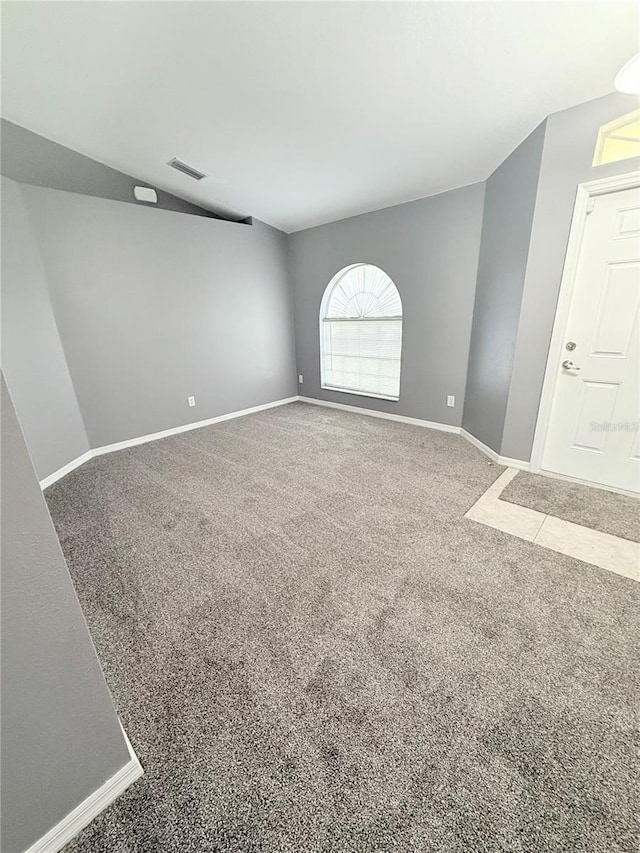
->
[6, 89, 638, 488]
[1, 4, 639, 853]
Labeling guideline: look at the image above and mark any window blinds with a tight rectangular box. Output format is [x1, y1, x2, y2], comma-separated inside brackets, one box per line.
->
[320, 265, 403, 400]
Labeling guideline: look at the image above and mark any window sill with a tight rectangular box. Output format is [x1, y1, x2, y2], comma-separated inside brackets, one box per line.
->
[321, 384, 399, 403]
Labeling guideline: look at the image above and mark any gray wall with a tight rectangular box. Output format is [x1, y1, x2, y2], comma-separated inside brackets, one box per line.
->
[501, 91, 640, 461]
[5, 93, 636, 473]
[1, 118, 234, 221]
[19, 184, 297, 448]
[1, 177, 90, 480]
[1, 375, 131, 853]
[288, 183, 485, 426]
[462, 121, 546, 453]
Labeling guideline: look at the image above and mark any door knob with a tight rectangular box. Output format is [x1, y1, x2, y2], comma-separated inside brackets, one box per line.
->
[562, 360, 580, 371]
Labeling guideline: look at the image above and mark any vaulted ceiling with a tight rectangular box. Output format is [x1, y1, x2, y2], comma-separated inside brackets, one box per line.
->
[2, 2, 637, 232]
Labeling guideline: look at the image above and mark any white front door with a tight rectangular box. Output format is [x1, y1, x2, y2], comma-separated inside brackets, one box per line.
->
[542, 184, 640, 493]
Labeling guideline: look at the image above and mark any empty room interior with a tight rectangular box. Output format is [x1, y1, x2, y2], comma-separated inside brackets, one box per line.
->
[2, 2, 640, 851]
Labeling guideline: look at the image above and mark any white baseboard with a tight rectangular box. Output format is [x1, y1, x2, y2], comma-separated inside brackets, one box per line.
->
[460, 428, 501, 464]
[499, 454, 530, 471]
[40, 395, 533, 490]
[24, 726, 143, 853]
[40, 396, 299, 489]
[39, 450, 94, 490]
[298, 396, 461, 434]
[460, 429, 530, 470]
[90, 396, 299, 459]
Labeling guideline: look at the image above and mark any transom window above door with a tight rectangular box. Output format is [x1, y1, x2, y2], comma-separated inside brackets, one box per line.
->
[592, 109, 640, 166]
[319, 263, 403, 401]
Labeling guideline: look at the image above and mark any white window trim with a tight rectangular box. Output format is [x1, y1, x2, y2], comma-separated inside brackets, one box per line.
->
[320, 384, 401, 403]
[319, 263, 403, 401]
[592, 108, 640, 167]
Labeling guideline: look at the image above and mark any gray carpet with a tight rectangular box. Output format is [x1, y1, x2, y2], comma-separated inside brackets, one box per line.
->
[45, 402, 639, 853]
[500, 471, 640, 543]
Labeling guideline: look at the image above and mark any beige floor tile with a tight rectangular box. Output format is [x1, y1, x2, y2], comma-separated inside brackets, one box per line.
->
[534, 516, 640, 581]
[483, 467, 519, 497]
[466, 495, 546, 541]
[466, 467, 639, 582]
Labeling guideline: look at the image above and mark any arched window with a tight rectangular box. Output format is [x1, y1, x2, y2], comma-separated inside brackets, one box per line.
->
[320, 263, 403, 401]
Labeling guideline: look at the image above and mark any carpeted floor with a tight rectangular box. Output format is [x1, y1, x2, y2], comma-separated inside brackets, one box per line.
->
[45, 402, 639, 853]
[500, 470, 640, 543]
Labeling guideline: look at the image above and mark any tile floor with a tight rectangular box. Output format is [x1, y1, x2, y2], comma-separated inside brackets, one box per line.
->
[466, 469, 639, 582]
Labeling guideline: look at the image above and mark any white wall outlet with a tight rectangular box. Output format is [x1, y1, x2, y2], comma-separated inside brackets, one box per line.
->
[298, 374, 304, 384]
[188, 396, 196, 407]
[447, 395, 455, 407]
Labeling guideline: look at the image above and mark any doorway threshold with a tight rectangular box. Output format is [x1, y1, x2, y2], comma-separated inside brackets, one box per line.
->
[466, 469, 639, 582]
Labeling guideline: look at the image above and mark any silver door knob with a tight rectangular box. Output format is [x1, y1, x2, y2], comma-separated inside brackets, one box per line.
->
[562, 360, 580, 370]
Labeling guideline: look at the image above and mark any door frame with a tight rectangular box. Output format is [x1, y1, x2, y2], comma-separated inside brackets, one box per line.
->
[530, 169, 640, 482]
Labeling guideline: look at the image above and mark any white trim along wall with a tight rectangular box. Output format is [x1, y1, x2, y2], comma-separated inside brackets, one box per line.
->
[44, 391, 640, 495]
[460, 428, 530, 471]
[40, 396, 300, 489]
[24, 723, 142, 853]
[40, 394, 531, 491]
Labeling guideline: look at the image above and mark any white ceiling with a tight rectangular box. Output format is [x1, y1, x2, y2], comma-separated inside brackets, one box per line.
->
[2, 2, 637, 232]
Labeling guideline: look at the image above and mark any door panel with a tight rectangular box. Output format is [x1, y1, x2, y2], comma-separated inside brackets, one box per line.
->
[570, 381, 619, 454]
[613, 206, 640, 239]
[591, 263, 640, 357]
[542, 185, 640, 493]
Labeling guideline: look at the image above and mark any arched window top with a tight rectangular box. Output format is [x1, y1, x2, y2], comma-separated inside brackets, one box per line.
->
[593, 109, 640, 167]
[320, 263, 403, 401]
[323, 263, 402, 320]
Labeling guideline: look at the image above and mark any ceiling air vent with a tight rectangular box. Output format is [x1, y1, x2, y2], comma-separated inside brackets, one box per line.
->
[167, 157, 207, 181]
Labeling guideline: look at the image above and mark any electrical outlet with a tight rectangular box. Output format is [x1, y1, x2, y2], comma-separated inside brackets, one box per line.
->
[188, 396, 196, 407]
[298, 374, 304, 384]
[447, 395, 455, 407]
